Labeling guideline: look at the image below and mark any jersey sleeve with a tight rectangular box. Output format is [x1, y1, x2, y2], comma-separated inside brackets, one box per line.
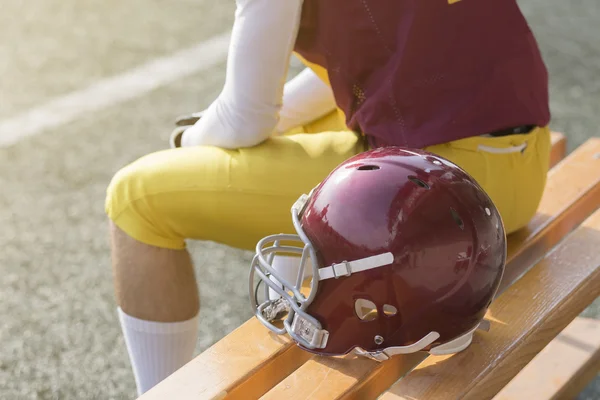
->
[181, 0, 305, 149]
[275, 67, 337, 134]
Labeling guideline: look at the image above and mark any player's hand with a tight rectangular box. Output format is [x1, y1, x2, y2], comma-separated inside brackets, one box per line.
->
[169, 111, 204, 148]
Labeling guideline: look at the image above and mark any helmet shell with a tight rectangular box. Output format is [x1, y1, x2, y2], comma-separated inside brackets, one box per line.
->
[299, 147, 506, 355]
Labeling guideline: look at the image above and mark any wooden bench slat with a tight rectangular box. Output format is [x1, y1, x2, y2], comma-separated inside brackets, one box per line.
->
[258, 138, 600, 400]
[493, 316, 600, 400]
[379, 209, 600, 400]
[549, 132, 567, 169]
[136, 133, 580, 400]
[139, 317, 312, 400]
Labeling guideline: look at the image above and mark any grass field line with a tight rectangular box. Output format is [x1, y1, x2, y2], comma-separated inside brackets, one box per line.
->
[0, 32, 231, 148]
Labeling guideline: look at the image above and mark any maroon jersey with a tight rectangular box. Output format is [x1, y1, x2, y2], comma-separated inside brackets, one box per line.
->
[294, 0, 551, 148]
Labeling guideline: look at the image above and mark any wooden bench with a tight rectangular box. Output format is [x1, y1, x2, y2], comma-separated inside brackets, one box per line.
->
[494, 316, 600, 400]
[140, 133, 600, 400]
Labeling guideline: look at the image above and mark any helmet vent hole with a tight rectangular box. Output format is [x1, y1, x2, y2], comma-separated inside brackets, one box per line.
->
[450, 208, 464, 230]
[408, 176, 430, 189]
[354, 299, 378, 321]
[383, 304, 398, 317]
[357, 165, 380, 171]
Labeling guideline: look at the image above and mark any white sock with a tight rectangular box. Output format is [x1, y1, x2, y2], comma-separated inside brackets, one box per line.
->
[117, 307, 199, 396]
[269, 255, 313, 300]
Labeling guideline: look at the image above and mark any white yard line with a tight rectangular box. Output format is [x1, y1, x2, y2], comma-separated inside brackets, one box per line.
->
[0, 32, 231, 148]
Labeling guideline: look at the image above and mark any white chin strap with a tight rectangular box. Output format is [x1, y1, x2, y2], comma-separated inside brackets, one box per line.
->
[355, 331, 441, 361]
[355, 320, 491, 362]
[318, 253, 394, 280]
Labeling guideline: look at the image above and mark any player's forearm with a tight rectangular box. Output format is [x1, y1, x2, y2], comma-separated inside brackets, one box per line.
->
[275, 67, 337, 134]
[182, 0, 304, 149]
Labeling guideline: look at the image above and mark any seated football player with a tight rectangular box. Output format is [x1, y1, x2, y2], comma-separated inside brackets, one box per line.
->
[105, 0, 551, 395]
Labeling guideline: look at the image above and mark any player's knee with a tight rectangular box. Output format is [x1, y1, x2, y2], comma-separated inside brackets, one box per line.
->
[105, 161, 146, 224]
[105, 154, 189, 249]
[104, 153, 170, 228]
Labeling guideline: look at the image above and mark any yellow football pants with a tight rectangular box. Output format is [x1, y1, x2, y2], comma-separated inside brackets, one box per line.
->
[105, 108, 550, 251]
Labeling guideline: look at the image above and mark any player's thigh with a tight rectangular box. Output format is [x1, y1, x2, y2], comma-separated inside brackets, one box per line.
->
[106, 130, 367, 250]
[425, 127, 551, 234]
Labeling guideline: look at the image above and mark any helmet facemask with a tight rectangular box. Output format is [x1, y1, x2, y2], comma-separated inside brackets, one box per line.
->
[249, 191, 331, 350]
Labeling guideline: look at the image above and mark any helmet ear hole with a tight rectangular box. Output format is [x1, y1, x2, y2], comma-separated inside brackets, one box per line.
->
[383, 304, 398, 317]
[354, 299, 378, 321]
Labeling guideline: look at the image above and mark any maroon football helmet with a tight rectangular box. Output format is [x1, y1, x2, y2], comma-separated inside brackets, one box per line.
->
[249, 147, 506, 361]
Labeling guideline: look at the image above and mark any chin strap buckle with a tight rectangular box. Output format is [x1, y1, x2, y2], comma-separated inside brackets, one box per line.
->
[332, 261, 351, 279]
[291, 314, 329, 349]
[354, 347, 390, 362]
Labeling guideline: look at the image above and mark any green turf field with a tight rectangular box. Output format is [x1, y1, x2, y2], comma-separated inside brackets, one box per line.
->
[0, 0, 598, 398]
